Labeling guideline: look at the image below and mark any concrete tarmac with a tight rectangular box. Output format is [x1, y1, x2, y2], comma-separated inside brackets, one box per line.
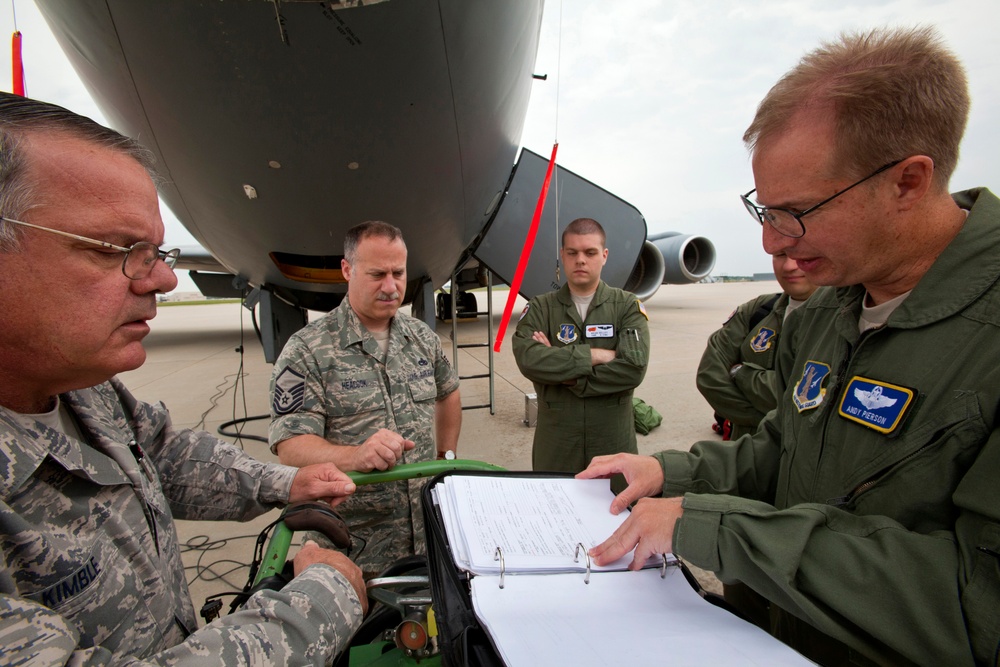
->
[119, 280, 780, 623]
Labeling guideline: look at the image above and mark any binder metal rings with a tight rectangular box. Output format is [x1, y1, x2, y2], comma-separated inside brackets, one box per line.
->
[661, 554, 682, 578]
[494, 546, 505, 589]
[574, 543, 592, 585]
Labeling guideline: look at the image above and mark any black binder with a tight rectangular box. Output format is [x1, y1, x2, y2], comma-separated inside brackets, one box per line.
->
[420, 469, 745, 666]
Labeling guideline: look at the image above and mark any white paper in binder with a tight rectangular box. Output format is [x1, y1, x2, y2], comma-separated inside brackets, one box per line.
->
[431, 475, 815, 666]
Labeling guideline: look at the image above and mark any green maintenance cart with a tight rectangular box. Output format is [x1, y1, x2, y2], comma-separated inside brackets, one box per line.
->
[250, 459, 505, 667]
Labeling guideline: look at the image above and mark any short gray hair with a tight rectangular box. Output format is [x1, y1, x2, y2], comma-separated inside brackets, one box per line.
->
[0, 92, 157, 251]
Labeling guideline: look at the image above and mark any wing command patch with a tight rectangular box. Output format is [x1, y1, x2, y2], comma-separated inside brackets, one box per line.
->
[557, 323, 579, 344]
[793, 360, 831, 412]
[750, 327, 776, 352]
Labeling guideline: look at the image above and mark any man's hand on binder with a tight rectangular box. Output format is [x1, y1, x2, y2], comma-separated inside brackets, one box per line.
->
[587, 497, 684, 570]
[576, 452, 664, 515]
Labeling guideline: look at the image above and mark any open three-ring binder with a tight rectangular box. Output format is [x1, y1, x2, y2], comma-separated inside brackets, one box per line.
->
[423, 471, 815, 666]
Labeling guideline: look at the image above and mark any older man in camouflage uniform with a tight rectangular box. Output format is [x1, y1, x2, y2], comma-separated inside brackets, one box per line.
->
[270, 221, 461, 579]
[0, 92, 366, 666]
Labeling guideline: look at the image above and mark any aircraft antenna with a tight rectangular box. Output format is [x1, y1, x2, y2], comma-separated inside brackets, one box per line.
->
[553, 0, 563, 283]
[494, 3, 565, 352]
[10, 0, 25, 96]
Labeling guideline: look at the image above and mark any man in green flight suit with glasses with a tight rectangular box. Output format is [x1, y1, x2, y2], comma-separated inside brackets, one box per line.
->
[580, 26, 1000, 667]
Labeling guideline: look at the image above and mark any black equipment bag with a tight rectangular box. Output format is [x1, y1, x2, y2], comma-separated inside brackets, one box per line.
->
[421, 469, 518, 666]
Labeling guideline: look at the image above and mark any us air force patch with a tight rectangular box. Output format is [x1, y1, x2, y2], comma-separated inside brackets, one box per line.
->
[838, 376, 914, 434]
[273, 367, 306, 415]
[518, 304, 530, 321]
[585, 324, 614, 338]
[750, 327, 776, 352]
[793, 361, 831, 412]
[557, 323, 578, 344]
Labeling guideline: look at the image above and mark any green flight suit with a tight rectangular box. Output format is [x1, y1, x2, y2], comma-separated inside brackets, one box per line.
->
[697, 292, 789, 440]
[658, 189, 1000, 666]
[513, 281, 649, 473]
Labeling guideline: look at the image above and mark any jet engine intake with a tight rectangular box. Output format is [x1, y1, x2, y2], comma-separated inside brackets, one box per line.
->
[648, 232, 716, 285]
[622, 240, 666, 301]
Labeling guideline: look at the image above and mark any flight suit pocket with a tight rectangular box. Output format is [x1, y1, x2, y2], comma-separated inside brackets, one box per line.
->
[848, 392, 986, 528]
[618, 328, 646, 367]
[962, 523, 1000, 663]
[28, 534, 158, 656]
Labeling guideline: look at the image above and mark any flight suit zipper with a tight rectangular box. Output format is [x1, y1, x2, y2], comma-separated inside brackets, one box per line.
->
[815, 326, 878, 502]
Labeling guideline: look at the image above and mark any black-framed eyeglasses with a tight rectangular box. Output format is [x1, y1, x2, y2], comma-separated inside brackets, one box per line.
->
[1, 216, 180, 280]
[740, 160, 903, 238]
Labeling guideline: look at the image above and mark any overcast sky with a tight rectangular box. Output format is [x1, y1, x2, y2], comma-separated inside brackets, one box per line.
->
[6, 0, 1000, 287]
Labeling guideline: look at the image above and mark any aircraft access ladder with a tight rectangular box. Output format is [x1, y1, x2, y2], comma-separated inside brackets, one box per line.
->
[446, 266, 495, 414]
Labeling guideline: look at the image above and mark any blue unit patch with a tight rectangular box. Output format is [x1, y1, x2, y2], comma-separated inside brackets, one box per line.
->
[750, 327, 776, 353]
[557, 323, 579, 344]
[272, 367, 306, 415]
[838, 376, 915, 434]
[793, 361, 832, 412]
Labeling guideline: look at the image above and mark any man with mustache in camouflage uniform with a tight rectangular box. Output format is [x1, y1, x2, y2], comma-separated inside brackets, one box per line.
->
[269, 221, 462, 580]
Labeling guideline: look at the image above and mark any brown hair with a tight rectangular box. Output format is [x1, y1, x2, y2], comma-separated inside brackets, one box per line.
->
[561, 217, 606, 248]
[343, 220, 405, 264]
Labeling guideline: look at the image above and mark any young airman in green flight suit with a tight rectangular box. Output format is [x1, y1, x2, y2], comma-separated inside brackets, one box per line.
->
[513, 218, 649, 473]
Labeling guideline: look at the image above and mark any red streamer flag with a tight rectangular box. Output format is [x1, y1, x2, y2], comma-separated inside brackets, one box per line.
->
[492, 142, 559, 352]
[12, 31, 25, 96]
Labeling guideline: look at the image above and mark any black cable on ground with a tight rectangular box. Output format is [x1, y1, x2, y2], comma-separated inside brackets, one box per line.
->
[218, 414, 270, 443]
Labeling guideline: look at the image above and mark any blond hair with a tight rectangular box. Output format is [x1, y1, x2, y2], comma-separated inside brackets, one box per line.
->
[743, 26, 969, 189]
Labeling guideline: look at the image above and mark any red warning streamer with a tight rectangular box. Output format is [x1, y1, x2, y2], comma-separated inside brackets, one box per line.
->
[493, 142, 559, 352]
[12, 31, 25, 96]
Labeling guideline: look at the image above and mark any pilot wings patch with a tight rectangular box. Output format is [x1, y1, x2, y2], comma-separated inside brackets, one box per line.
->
[838, 376, 915, 434]
[854, 386, 897, 410]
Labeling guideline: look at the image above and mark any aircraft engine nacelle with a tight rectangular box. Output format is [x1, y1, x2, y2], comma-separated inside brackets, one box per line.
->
[648, 232, 716, 285]
[622, 241, 666, 301]
[623, 233, 716, 300]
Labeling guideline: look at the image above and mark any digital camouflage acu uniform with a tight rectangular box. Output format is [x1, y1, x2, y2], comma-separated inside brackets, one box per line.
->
[513, 281, 649, 473]
[0, 378, 362, 667]
[269, 297, 459, 579]
[697, 292, 789, 440]
[662, 189, 1000, 666]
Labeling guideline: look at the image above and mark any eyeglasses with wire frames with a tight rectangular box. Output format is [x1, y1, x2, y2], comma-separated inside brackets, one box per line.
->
[1, 216, 181, 280]
[740, 160, 903, 238]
